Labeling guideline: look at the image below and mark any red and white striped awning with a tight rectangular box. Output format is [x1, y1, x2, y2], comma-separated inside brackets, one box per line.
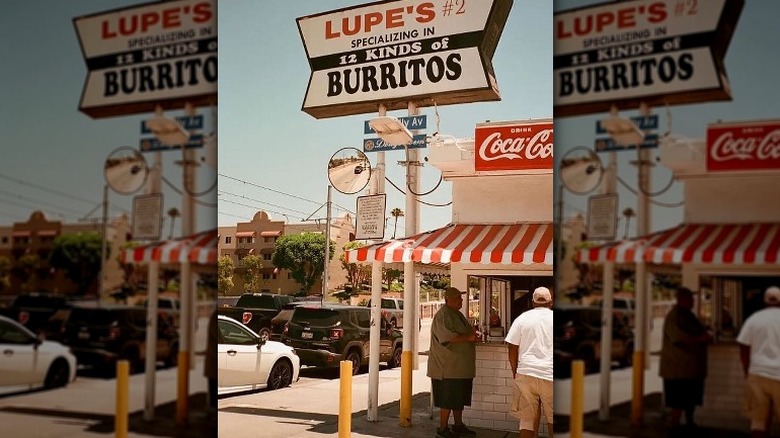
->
[579, 223, 780, 265]
[345, 223, 553, 266]
[121, 229, 218, 265]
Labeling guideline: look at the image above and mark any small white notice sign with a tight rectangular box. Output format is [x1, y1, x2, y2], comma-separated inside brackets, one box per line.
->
[587, 193, 618, 241]
[132, 193, 163, 241]
[355, 194, 386, 240]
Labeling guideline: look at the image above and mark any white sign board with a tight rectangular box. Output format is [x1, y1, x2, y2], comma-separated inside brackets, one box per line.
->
[355, 194, 386, 240]
[554, 0, 743, 117]
[587, 193, 618, 241]
[297, 0, 512, 119]
[132, 193, 163, 241]
[74, 0, 217, 118]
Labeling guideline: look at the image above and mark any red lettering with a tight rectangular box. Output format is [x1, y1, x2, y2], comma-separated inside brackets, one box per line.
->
[192, 2, 213, 23]
[162, 8, 181, 29]
[648, 2, 667, 23]
[140, 12, 160, 33]
[386, 7, 405, 28]
[325, 20, 339, 39]
[595, 11, 614, 32]
[617, 8, 635, 28]
[364, 12, 383, 33]
[415, 3, 436, 23]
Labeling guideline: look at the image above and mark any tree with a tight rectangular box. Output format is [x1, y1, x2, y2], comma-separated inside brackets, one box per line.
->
[340, 241, 371, 293]
[48, 232, 103, 293]
[17, 254, 41, 292]
[218, 255, 235, 294]
[167, 207, 180, 239]
[390, 207, 404, 239]
[272, 233, 334, 295]
[622, 207, 635, 239]
[241, 254, 263, 292]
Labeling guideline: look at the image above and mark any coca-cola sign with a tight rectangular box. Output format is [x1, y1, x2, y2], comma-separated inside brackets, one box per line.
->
[707, 121, 780, 171]
[475, 121, 554, 171]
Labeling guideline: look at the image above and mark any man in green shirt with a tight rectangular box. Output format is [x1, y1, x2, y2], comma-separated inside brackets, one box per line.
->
[427, 287, 478, 438]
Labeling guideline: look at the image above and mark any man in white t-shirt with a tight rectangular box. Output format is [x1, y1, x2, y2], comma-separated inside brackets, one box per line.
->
[736, 285, 780, 438]
[505, 286, 554, 438]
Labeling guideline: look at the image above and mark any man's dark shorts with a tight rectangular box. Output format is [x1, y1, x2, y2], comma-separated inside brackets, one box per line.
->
[432, 378, 473, 410]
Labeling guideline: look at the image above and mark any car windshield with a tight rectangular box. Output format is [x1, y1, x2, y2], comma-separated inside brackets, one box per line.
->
[236, 295, 277, 308]
[68, 308, 116, 325]
[291, 308, 341, 327]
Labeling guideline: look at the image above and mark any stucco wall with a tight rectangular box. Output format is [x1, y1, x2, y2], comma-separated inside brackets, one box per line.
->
[684, 175, 780, 223]
[451, 174, 553, 224]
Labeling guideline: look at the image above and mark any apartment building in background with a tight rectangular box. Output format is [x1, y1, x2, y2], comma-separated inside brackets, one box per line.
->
[218, 210, 355, 296]
[0, 210, 131, 297]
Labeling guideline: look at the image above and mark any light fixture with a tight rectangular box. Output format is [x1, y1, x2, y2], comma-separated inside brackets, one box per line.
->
[600, 116, 644, 146]
[368, 116, 413, 146]
[145, 114, 190, 146]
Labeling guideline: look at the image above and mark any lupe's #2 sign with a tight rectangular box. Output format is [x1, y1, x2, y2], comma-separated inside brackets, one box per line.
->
[297, 0, 513, 119]
[74, 0, 217, 119]
[554, 0, 743, 117]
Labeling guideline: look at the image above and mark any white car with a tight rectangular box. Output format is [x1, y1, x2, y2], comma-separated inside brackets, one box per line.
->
[0, 315, 77, 393]
[217, 315, 300, 394]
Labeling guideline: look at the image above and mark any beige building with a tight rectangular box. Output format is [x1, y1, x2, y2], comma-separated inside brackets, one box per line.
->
[218, 210, 355, 296]
[0, 210, 131, 297]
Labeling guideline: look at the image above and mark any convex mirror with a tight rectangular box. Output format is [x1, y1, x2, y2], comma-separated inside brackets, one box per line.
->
[560, 146, 604, 195]
[104, 146, 149, 194]
[328, 147, 372, 194]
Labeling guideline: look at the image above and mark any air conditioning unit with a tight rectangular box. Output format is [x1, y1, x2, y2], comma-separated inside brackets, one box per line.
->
[426, 136, 475, 174]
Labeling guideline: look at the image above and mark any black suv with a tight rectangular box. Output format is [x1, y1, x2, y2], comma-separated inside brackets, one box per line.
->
[281, 304, 402, 375]
[61, 305, 179, 374]
[554, 304, 634, 377]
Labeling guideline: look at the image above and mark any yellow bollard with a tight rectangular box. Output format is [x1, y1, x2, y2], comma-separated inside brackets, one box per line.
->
[631, 351, 644, 426]
[570, 360, 584, 438]
[116, 360, 129, 438]
[176, 351, 190, 426]
[399, 351, 413, 427]
[339, 360, 352, 438]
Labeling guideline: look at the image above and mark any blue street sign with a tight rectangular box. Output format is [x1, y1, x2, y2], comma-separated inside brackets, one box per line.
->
[594, 134, 659, 152]
[141, 115, 204, 134]
[595, 115, 658, 134]
[364, 115, 427, 135]
[140, 134, 204, 152]
[363, 134, 427, 153]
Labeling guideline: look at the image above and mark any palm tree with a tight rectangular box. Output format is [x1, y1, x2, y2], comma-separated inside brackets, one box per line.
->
[622, 207, 635, 239]
[167, 207, 180, 239]
[390, 207, 404, 239]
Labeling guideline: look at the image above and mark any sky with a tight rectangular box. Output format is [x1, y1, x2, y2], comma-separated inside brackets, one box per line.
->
[554, 0, 780, 238]
[0, 1, 217, 238]
[217, 1, 553, 237]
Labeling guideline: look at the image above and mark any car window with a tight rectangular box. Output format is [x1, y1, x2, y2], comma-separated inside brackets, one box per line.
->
[218, 320, 257, 345]
[68, 308, 114, 325]
[586, 310, 601, 326]
[381, 299, 394, 309]
[291, 307, 341, 327]
[0, 320, 34, 344]
[397, 300, 403, 310]
[614, 300, 628, 309]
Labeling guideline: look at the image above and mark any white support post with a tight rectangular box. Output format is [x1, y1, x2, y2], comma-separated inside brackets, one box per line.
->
[599, 262, 615, 421]
[144, 262, 160, 421]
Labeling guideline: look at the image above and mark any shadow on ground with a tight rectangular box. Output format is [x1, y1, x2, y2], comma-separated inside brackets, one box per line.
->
[554, 392, 751, 438]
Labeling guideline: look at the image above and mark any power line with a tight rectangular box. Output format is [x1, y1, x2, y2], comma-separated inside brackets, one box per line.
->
[218, 190, 312, 216]
[219, 199, 308, 222]
[0, 190, 89, 218]
[0, 173, 129, 216]
[218, 173, 355, 215]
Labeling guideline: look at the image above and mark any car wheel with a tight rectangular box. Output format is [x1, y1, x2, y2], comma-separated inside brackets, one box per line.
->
[345, 350, 362, 375]
[267, 360, 293, 390]
[44, 359, 70, 389]
[387, 346, 402, 369]
[258, 328, 271, 343]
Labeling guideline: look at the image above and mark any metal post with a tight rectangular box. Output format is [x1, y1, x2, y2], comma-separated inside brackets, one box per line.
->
[556, 183, 564, 290]
[367, 105, 387, 422]
[144, 262, 160, 421]
[323, 185, 332, 297]
[599, 261, 615, 420]
[99, 184, 109, 304]
[400, 102, 419, 426]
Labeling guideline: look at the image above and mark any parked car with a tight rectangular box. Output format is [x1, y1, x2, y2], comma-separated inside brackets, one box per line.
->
[217, 293, 297, 341]
[60, 305, 179, 375]
[0, 292, 72, 336]
[140, 296, 182, 328]
[0, 315, 77, 392]
[553, 304, 634, 377]
[366, 297, 405, 328]
[217, 315, 300, 394]
[282, 304, 403, 375]
[269, 302, 302, 342]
